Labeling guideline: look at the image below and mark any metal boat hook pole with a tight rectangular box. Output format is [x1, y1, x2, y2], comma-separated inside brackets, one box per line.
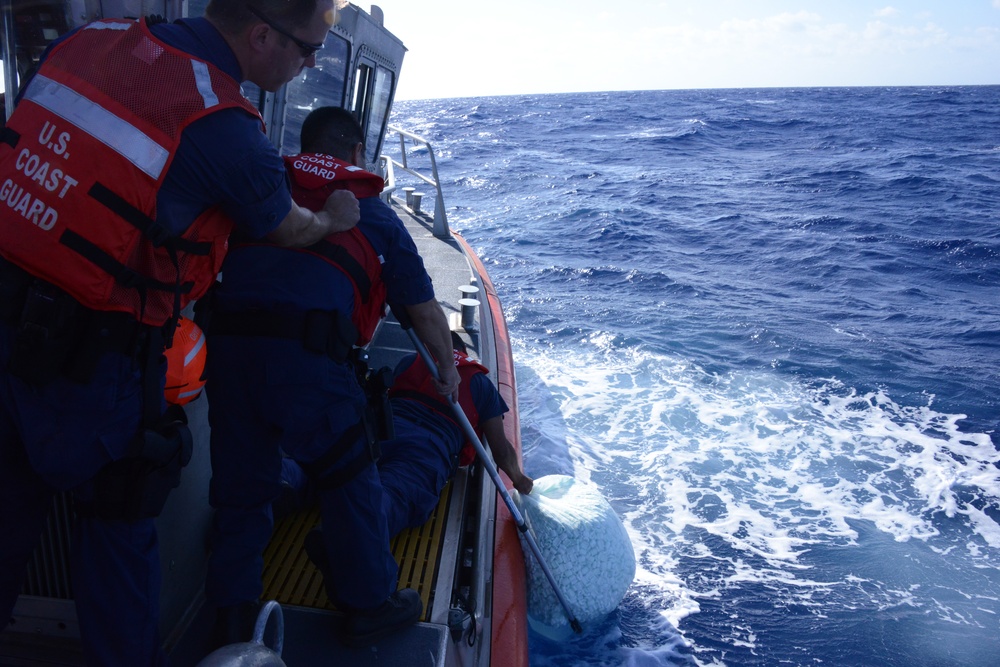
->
[392, 308, 583, 634]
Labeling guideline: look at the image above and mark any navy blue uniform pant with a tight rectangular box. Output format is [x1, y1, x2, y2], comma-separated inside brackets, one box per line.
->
[0, 324, 167, 667]
[378, 416, 461, 537]
[205, 336, 397, 610]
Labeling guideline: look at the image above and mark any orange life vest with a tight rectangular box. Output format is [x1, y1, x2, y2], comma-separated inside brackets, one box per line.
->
[0, 18, 262, 326]
[281, 153, 388, 344]
[390, 350, 489, 466]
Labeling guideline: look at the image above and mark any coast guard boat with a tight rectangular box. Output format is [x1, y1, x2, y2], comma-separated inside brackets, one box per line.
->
[0, 1, 529, 664]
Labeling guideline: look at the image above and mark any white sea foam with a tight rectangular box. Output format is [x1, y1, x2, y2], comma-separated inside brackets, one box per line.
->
[514, 336, 1000, 660]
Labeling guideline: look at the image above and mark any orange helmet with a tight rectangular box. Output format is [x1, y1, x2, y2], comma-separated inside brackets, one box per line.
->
[164, 316, 207, 405]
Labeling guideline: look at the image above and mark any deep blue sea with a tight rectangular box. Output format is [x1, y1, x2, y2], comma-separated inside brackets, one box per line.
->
[387, 87, 1000, 667]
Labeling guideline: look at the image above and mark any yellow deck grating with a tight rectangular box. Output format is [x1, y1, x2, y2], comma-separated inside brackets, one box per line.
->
[261, 482, 453, 621]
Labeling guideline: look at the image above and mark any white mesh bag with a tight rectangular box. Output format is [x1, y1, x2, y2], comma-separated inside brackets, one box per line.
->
[515, 474, 635, 639]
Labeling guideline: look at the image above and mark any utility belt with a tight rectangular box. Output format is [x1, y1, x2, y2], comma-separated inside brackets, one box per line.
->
[1, 257, 192, 521]
[207, 306, 357, 364]
[0, 257, 147, 386]
[300, 406, 381, 492]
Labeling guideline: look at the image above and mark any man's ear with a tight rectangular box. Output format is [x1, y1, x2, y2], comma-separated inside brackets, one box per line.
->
[248, 23, 270, 53]
[352, 142, 366, 167]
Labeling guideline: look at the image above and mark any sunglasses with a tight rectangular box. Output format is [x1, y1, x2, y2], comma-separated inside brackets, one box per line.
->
[247, 5, 326, 59]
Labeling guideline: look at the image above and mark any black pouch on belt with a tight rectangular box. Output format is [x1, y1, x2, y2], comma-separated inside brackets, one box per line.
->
[89, 404, 194, 521]
[7, 281, 83, 386]
[365, 365, 395, 442]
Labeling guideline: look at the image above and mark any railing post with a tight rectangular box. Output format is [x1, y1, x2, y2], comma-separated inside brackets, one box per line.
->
[425, 144, 449, 238]
[385, 125, 450, 238]
[397, 132, 408, 170]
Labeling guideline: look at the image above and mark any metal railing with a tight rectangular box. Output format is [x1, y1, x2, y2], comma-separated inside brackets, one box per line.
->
[384, 125, 449, 237]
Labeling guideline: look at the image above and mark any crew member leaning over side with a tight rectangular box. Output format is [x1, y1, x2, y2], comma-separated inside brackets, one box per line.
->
[0, 1, 357, 665]
[380, 333, 533, 536]
[203, 106, 460, 648]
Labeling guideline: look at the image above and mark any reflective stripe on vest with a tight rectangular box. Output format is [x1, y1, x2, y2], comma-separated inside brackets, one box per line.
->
[24, 74, 170, 180]
[191, 60, 221, 108]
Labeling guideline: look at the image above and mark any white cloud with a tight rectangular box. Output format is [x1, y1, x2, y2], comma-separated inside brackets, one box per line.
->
[876, 6, 901, 18]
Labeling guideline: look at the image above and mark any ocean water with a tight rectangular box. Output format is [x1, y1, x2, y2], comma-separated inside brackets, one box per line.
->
[387, 87, 1000, 667]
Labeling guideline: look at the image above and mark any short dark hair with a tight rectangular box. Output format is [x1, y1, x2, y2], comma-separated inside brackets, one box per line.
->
[300, 106, 364, 159]
[451, 331, 468, 354]
[206, 0, 321, 35]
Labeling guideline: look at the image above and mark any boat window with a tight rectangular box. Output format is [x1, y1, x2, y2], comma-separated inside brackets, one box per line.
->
[2, 0, 72, 100]
[352, 62, 374, 123]
[363, 65, 393, 165]
[351, 61, 394, 166]
[241, 81, 266, 112]
[188, 0, 209, 18]
[282, 30, 350, 154]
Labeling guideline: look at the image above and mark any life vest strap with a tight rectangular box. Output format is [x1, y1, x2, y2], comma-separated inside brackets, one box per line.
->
[58, 228, 195, 294]
[87, 182, 212, 255]
[301, 238, 372, 303]
[0, 127, 19, 149]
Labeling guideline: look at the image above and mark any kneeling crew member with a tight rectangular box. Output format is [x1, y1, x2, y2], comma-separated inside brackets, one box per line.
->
[204, 106, 459, 648]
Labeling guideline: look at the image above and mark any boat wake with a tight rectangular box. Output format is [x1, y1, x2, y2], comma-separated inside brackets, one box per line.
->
[515, 336, 1000, 666]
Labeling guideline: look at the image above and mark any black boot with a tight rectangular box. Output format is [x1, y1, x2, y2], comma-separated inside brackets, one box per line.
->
[211, 601, 259, 649]
[342, 588, 423, 648]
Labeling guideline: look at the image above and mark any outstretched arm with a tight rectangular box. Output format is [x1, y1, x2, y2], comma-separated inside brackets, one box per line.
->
[405, 298, 460, 399]
[481, 416, 533, 495]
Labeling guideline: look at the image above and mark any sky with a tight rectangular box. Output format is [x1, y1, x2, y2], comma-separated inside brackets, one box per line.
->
[361, 0, 1000, 101]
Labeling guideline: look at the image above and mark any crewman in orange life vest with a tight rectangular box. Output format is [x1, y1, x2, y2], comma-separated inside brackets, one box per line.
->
[202, 106, 459, 648]
[0, 2, 358, 665]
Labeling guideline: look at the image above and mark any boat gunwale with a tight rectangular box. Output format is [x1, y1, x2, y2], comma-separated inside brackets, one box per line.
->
[450, 231, 530, 667]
